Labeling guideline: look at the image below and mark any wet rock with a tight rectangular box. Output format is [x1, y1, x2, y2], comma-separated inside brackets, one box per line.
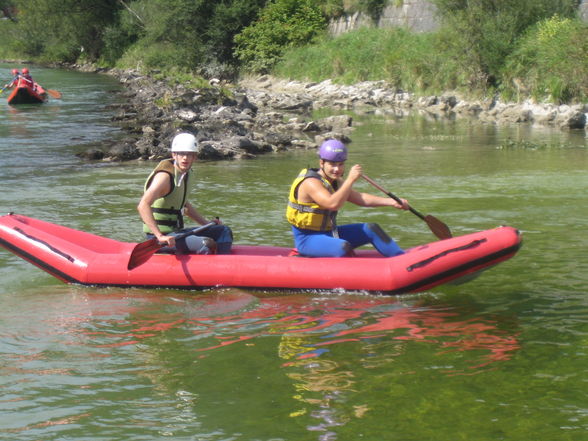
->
[77, 148, 105, 160]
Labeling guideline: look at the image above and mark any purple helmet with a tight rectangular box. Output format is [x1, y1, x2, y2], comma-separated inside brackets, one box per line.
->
[318, 139, 347, 162]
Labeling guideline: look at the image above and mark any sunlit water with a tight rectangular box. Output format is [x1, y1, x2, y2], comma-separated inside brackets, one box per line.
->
[1, 63, 587, 440]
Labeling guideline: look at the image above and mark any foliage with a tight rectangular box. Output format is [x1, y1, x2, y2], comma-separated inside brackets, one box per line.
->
[234, 0, 327, 73]
[322, 0, 388, 18]
[7, 0, 267, 77]
[12, 0, 121, 62]
[501, 16, 588, 103]
[0, 20, 19, 59]
[0, 0, 16, 21]
[316, 0, 345, 18]
[273, 27, 445, 92]
[429, 0, 579, 88]
[117, 0, 267, 76]
[100, 2, 145, 66]
[3, 0, 588, 104]
[362, 0, 388, 21]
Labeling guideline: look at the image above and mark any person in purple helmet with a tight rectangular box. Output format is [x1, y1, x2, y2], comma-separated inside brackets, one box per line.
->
[286, 139, 410, 257]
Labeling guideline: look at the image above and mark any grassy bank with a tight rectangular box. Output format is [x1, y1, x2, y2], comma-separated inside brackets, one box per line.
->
[272, 17, 588, 104]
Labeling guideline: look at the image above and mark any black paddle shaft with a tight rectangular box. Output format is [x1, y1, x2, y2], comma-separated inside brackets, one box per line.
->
[361, 174, 452, 240]
[383, 189, 426, 220]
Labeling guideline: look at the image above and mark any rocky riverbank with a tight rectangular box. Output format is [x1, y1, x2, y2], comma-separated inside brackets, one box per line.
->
[76, 67, 587, 162]
[79, 69, 354, 162]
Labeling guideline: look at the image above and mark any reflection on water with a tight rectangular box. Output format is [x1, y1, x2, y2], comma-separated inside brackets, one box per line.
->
[0, 288, 521, 439]
[59, 290, 520, 374]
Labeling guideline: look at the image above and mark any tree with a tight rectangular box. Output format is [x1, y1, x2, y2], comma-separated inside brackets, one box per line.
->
[13, 0, 121, 61]
[234, 0, 327, 73]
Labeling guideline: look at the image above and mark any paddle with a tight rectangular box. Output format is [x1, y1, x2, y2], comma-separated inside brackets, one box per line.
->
[362, 174, 452, 240]
[46, 89, 62, 99]
[128, 222, 216, 270]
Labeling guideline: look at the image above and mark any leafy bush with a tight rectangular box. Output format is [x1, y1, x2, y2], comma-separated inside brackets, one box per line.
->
[430, 0, 579, 88]
[0, 19, 21, 59]
[117, 41, 197, 71]
[12, 0, 121, 62]
[234, 0, 327, 73]
[502, 16, 588, 103]
[273, 27, 444, 91]
[113, 0, 266, 76]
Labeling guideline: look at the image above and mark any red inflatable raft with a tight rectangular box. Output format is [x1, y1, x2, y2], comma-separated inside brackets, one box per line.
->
[0, 213, 522, 294]
[7, 78, 47, 104]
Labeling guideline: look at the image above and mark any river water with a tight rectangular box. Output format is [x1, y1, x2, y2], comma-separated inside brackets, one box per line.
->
[1, 64, 587, 440]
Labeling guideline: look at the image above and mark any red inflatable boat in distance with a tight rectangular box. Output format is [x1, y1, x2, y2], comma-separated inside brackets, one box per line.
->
[6, 78, 48, 104]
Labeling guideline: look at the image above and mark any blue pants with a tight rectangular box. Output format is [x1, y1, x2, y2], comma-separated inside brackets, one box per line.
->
[291, 223, 404, 257]
[147, 225, 233, 255]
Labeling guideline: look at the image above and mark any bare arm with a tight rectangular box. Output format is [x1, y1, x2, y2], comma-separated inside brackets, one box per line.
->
[298, 164, 363, 210]
[348, 190, 409, 210]
[184, 201, 220, 225]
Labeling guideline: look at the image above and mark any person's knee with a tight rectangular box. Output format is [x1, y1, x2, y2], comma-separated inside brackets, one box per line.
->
[342, 241, 354, 257]
[331, 241, 353, 257]
[216, 226, 233, 254]
[183, 236, 217, 254]
[365, 223, 392, 243]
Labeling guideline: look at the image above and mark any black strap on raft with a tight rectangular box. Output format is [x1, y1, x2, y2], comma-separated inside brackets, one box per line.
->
[14, 227, 76, 263]
[406, 238, 487, 272]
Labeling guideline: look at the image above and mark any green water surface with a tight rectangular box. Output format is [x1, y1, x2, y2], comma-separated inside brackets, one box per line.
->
[0, 64, 587, 440]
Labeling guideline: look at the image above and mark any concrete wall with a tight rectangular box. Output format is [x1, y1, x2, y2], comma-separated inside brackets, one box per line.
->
[328, 0, 439, 35]
[580, 0, 588, 22]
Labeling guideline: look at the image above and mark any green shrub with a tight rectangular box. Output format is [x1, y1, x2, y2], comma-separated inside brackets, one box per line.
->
[234, 0, 327, 73]
[0, 20, 20, 59]
[502, 16, 588, 103]
[273, 27, 444, 93]
[430, 0, 579, 88]
[12, 0, 121, 62]
[116, 42, 197, 71]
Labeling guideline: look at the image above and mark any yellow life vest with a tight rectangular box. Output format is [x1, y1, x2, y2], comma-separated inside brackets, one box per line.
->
[286, 168, 338, 232]
[142, 159, 192, 234]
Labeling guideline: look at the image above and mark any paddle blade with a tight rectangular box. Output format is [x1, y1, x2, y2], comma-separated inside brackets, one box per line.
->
[127, 237, 161, 270]
[46, 89, 62, 99]
[127, 222, 216, 270]
[424, 215, 452, 240]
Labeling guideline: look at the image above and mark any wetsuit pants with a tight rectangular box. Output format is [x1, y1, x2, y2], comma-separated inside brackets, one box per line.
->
[291, 223, 404, 258]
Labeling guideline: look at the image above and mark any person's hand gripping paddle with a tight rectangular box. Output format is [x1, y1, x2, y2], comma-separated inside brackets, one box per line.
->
[128, 222, 216, 270]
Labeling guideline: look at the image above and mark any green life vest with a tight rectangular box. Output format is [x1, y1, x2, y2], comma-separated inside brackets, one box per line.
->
[142, 159, 193, 234]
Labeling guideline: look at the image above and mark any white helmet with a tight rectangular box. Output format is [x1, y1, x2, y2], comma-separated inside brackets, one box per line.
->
[171, 133, 197, 153]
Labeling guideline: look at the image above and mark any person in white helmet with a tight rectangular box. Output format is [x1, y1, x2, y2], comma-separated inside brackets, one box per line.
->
[137, 132, 233, 254]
